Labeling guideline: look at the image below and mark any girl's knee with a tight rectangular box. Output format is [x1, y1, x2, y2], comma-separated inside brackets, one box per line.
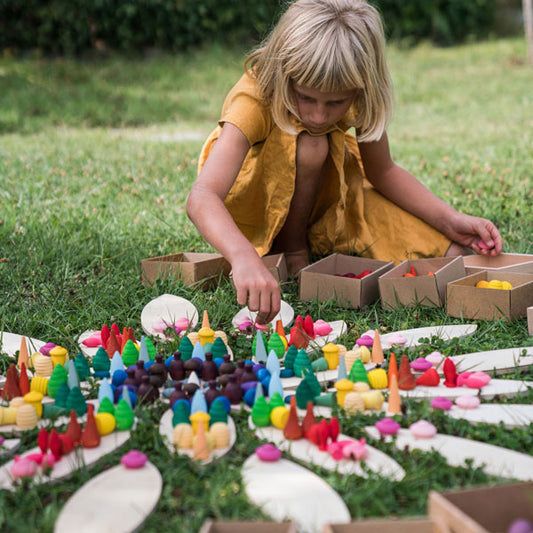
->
[296, 132, 329, 172]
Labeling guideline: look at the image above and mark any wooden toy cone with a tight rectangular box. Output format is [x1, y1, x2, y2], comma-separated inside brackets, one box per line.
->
[202, 310, 210, 329]
[19, 362, 30, 395]
[283, 396, 303, 440]
[371, 329, 384, 364]
[388, 373, 402, 414]
[120, 327, 129, 352]
[398, 354, 416, 390]
[388, 352, 399, 384]
[17, 336, 30, 370]
[128, 326, 136, 345]
[193, 419, 210, 461]
[301, 401, 317, 437]
[275, 319, 286, 338]
[106, 329, 121, 358]
[101, 324, 110, 349]
[65, 409, 82, 445]
[81, 404, 101, 448]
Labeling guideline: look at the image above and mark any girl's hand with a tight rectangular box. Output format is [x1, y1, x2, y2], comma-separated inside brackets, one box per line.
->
[444, 213, 503, 255]
[231, 256, 281, 324]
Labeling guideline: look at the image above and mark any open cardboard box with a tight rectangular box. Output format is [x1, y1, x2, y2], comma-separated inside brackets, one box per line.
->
[199, 521, 298, 533]
[323, 518, 435, 533]
[262, 253, 289, 283]
[429, 482, 533, 533]
[140, 252, 230, 289]
[378, 257, 465, 309]
[299, 253, 394, 309]
[446, 270, 533, 321]
[464, 252, 533, 275]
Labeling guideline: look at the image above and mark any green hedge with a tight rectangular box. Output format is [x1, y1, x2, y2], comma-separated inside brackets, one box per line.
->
[0, 0, 496, 56]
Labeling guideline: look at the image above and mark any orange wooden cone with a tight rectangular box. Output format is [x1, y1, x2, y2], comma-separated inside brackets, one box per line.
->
[398, 354, 416, 390]
[120, 327, 129, 352]
[106, 329, 121, 358]
[388, 352, 399, 384]
[18, 336, 30, 370]
[283, 396, 303, 440]
[193, 419, 210, 461]
[275, 320, 287, 340]
[19, 362, 30, 395]
[201, 310, 210, 329]
[81, 404, 101, 448]
[371, 329, 384, 365]
[387, 373, 402, 414]
[289, 322, 308, 349]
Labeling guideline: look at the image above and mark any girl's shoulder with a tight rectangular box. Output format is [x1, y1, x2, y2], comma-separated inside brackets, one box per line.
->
[220, 72, 272, 145]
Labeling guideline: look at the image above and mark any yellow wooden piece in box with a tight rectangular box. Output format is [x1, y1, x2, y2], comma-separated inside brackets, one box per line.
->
[0, 406, 18, 425]
[361, 390, 385, 411]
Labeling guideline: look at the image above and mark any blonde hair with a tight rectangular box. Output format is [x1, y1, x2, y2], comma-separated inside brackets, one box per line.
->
[245, 0, 393, 142]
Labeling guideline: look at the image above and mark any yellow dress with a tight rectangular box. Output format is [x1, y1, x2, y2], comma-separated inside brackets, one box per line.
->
[198, 73, 450, 264]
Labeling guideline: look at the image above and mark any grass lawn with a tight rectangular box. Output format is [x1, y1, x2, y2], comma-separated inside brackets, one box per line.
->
[0, 37, 532, 532]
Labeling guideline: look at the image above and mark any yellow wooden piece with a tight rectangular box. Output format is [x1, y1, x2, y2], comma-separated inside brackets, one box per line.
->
[361, 390, 385, 411]
[95, 412, 116, 435]
[189, 411, 211, 435]
[30, 376, 49, 395]
[476, 280, 490, 288]
[0, 406, 18, 425]
[334, 378, 355, 407]
[270, 406, 290, 429]
[33, 354, 53, 377]
[487, 279, 503, 290]
[209, 422, 231, 448]
[49, 345, 68, 367]
[359, 346, 371, 363]
[501, 281, 513, 290]
[173, 423, 194, 449]
[198, 327, 215, 347]
[23, 391, 43, 418]
[16, 404, 38, 429]
[353, 381, 371, 393]
[322, 343, 340, 370]
[343, 392, 365, 415]
[367, 368, 388, 390]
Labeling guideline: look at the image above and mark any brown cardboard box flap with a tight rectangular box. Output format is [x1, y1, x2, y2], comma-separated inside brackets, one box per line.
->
[429, 482, 533, 533]
[323, 518, 434, 533]
[199, 521, 298, 533]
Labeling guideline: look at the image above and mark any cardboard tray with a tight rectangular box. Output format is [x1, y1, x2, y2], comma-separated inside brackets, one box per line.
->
[323, 518, 435, 532]
[464, 253, 533, 275]
[199, 521, 298, 533]
[378, 257, 465, 309]
[446, 270, 533, 321]
[299, 253, 394, 309]
[140, 252, 230, 289]
[429, 482, 533, 533]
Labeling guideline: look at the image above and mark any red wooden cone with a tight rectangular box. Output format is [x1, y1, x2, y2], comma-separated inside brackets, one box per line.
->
[101, 324, 110, 349]
[3, 364, 21, 400]
[398, 354, 416, 390]
[48, 429, 63, 461]
[283, 397, 303, 440]
[65, 409, 82, 445]
[127, 327, 136, 345]
[19, 362, 30, 396]
[416, 368, 440, 387]
[289, 322, 309, 349]
[443, 358, 458, 388]
[106, 329, 121, 358]
[329, 417, 340, 442]
[38, 428, 49, 453]
[301, 401, 317, 437]
[303, 315, 315, 339]
[81, 404, 101, 448]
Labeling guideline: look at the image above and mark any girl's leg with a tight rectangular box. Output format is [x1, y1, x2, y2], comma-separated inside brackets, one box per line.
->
[445, 242, 473, 256]
[271, 132, 329, 274]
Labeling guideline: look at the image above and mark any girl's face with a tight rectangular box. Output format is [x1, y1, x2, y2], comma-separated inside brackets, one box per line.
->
[293, 83, 357, 134]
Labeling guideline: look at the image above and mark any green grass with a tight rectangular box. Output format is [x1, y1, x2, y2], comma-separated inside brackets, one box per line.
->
[0, 37, 532, 532]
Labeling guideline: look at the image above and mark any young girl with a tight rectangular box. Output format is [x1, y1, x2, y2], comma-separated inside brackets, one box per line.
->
[186, 0, 502, 323]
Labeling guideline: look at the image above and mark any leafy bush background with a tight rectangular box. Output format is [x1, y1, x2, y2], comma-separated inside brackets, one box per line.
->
[0, 0, 497, 56]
